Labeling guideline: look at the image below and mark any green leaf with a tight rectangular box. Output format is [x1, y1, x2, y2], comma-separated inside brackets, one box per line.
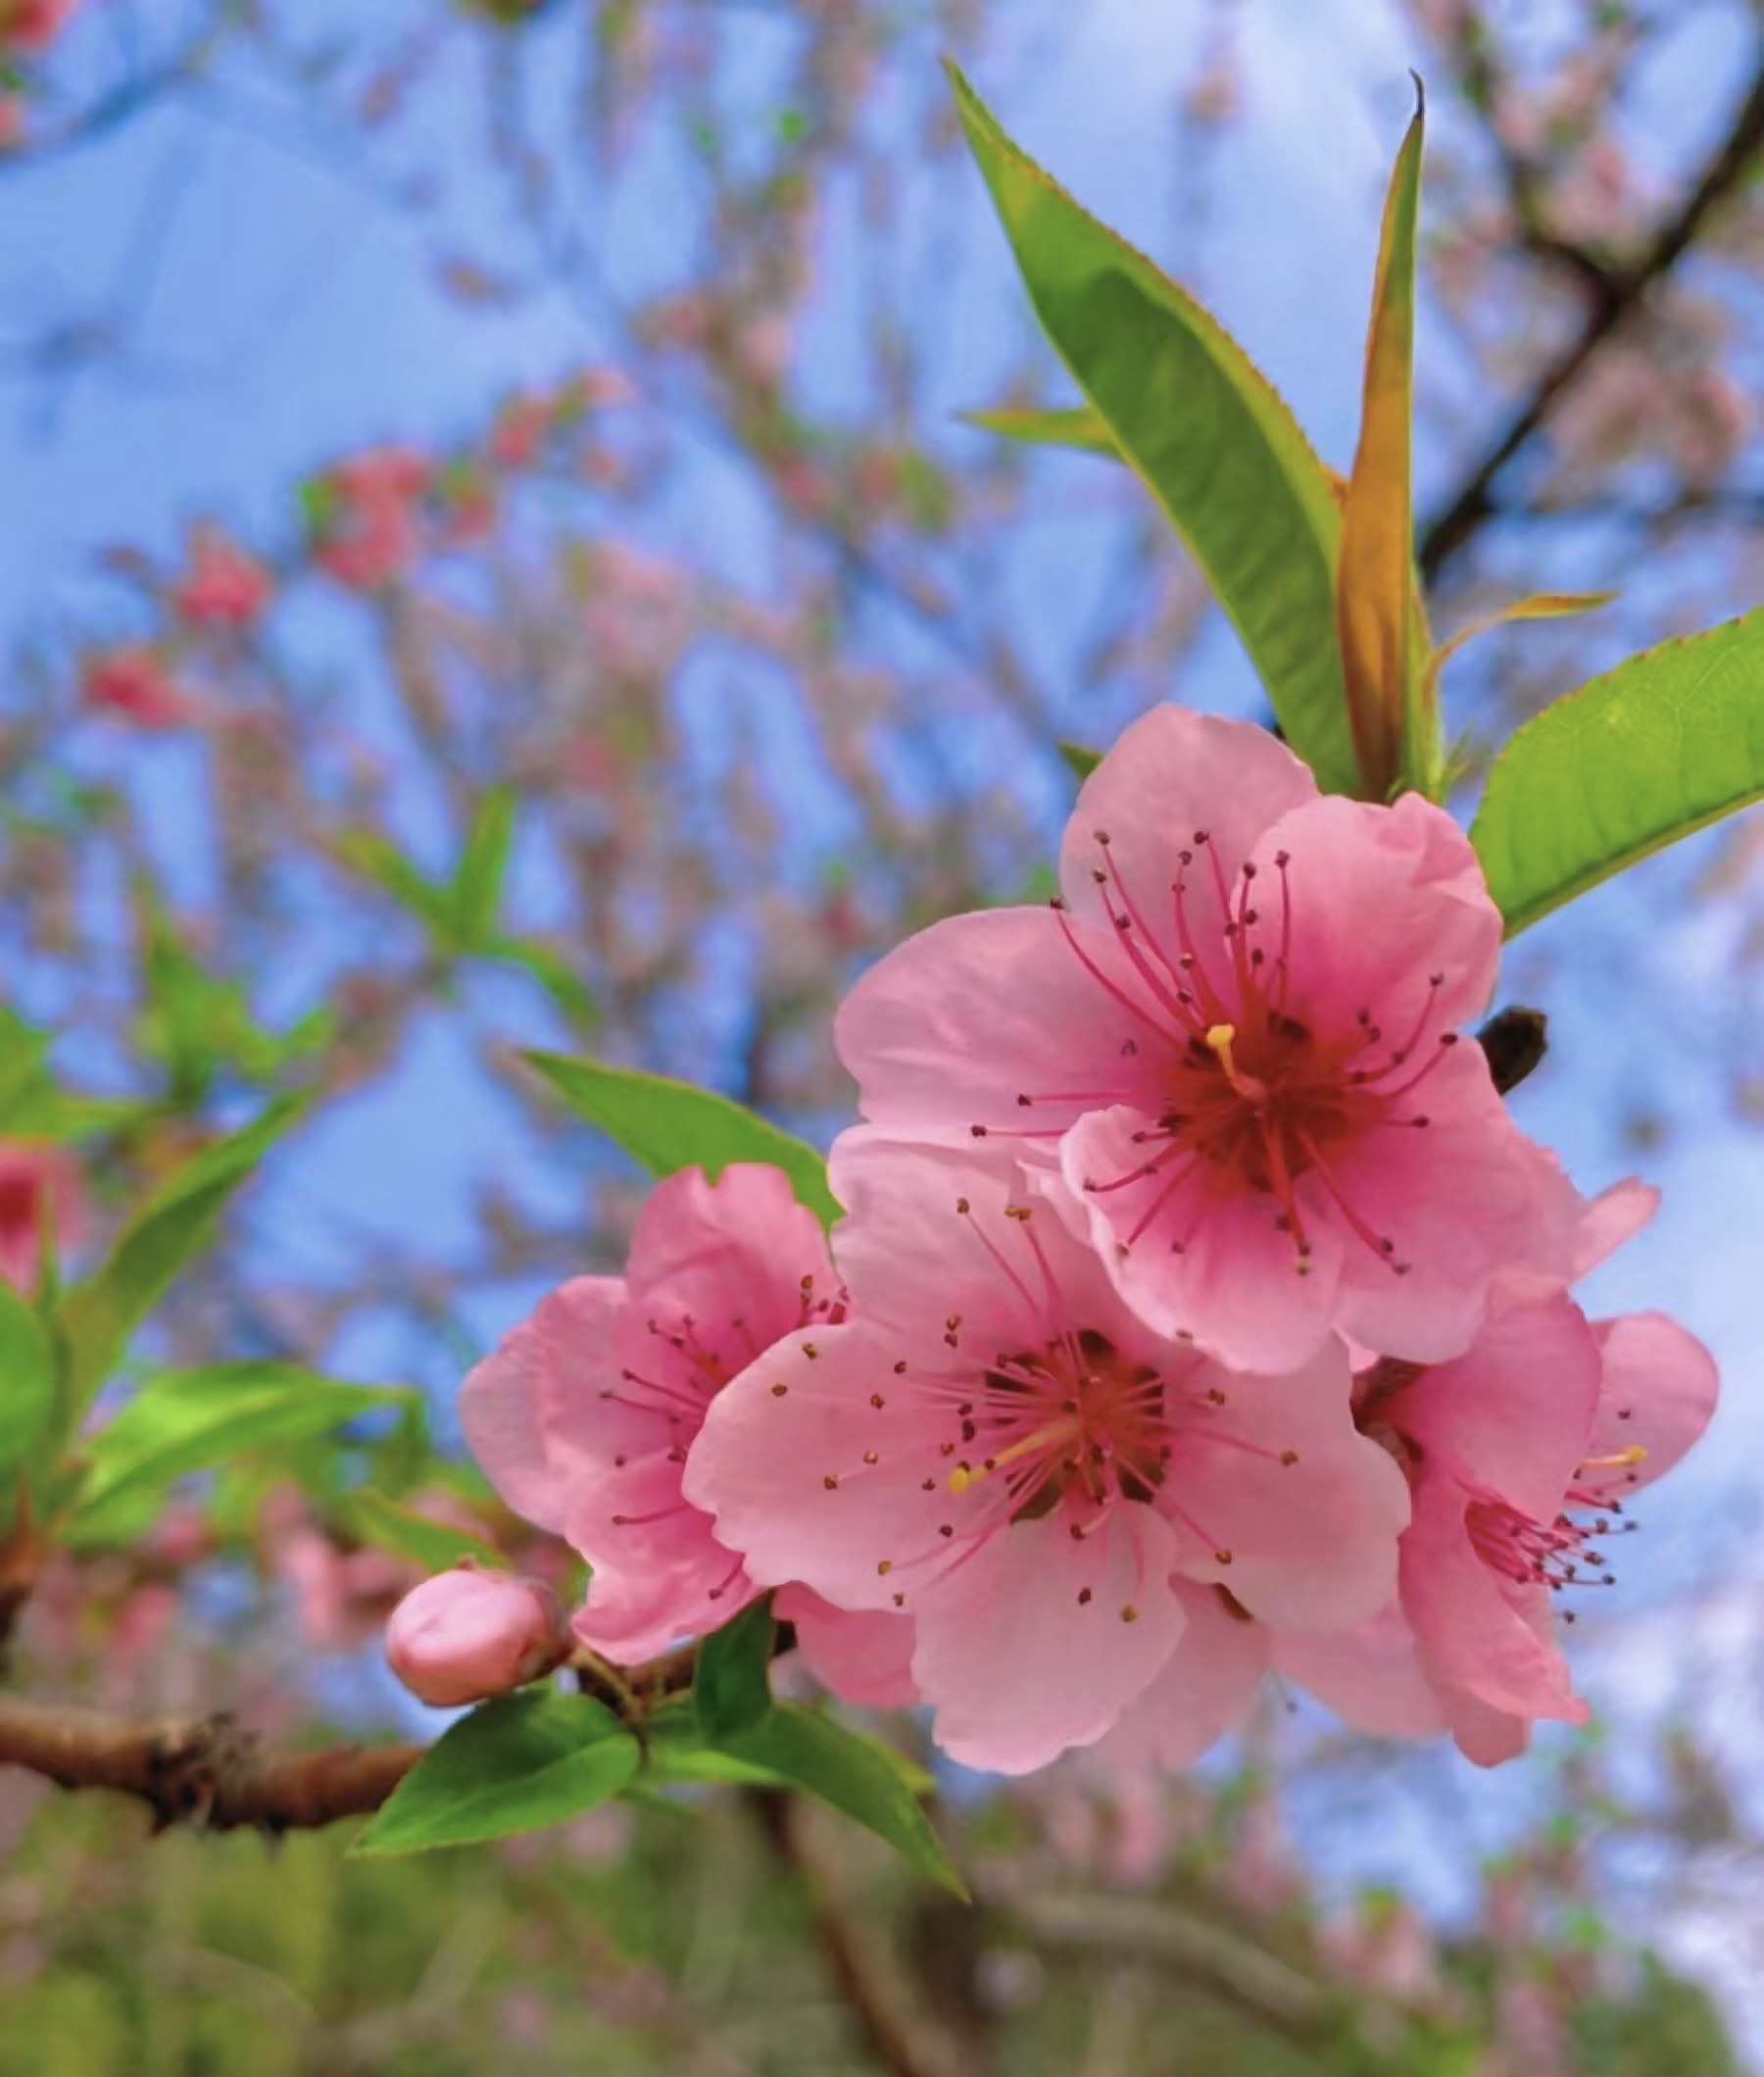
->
[1470, 609, 1764, 936]
[717, 1706, 965, 1896]
[962, 404, 1118, 458]
[948, 64, 1358, 795]
[524, 1052, 839, 1228]
[1059, 740, 1102, 781]
[56, 1096, 309, 1410]
[354, 1691, 641, 1854]
[644, 1706, 797, 1789]
[335, 833, 455, 938]
[0, 1283, 55, 1478]
[1431, 591, 1617, 682]
[452, 788, 518, 949]
[489, 937, 601, 1031]
[1338, 85, 1431, 800]
[694, 1598, 775, 1739]
[342, 1487, 508, 1573]
[70, 1360, 406, 1540]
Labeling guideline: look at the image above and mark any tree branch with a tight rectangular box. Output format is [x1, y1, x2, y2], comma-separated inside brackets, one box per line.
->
[0, 1621, 799, 1836]
[750, 1787, 971, 2077]
[0, 1696, 421, 1835]
[1419, 60, 1764, 584]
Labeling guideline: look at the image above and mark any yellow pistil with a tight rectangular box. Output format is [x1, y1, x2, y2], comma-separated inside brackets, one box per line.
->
[948, 1416, 1080, 1495]
[1205, 1022, 1269, 1104]
[1581, 1444, 1649, 1473]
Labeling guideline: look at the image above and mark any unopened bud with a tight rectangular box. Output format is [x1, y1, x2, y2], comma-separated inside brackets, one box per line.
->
[385, 1567, 569, 1707]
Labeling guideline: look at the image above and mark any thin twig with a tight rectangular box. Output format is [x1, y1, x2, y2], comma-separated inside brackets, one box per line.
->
[1419, 61, 1764, 582]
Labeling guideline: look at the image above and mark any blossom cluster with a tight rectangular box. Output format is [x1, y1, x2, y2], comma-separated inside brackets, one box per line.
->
[408, 707, 1717, 1775]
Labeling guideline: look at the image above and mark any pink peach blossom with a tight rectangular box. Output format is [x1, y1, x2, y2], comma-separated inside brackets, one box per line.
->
[685, 1133, 1408, 1775]
[0, 1141, 84, 1293]
[836, 705, 1582, 1373]
[1328, 1279, 1717, 1764]
[0, 0, 76, 57]
[313, 448, 430, 592]
[80, 645, 195, 730]
[173, 523, 273, 629]
[463, 1162, 914, 1701]
[385, 1567, 570, 1707]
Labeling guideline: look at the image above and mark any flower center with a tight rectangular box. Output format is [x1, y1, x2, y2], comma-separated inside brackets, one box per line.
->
[987, 828, 1461, 1274]
[947, 1328, 1170, 1517]
[1465, 1445, 1648, 1607]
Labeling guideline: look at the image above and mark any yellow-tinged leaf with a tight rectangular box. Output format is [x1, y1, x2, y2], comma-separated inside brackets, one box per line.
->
[1431, 591, 1618, 680]
[1338, 83, 1428, 801]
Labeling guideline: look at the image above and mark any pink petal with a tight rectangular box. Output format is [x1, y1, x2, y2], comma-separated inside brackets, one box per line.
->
[909, 1505, 1186, 1774]
[777, 1584, 918, 1709]
[1270, 1602, 1446, 1740]
[1258, 790, 1502, 1043]
[460, 1276, 625, 1531]
[834, 905, 1157, 1135]
[1393, 1290, 1601, 1524]
[1059, 1106, 1345, 1372]
[1057, 706, 1317, 949]
[1400, 1475, 1583, 1724]
[624, 1163, 832, 1372]
[1327, 1043, 1584, 1363]
[1161, 1342, 1410, 1631]
[1587, 1310, 1718, 1494]
[831, 1128, 1124, 1347]
[1573, 1177, 1660, 1280]
[1097, 1580, 1270, 1770]
[571, 1548, 753, 1666]
[1443, 1688, 1533, 1768]
[684, 1321, 988, 1611]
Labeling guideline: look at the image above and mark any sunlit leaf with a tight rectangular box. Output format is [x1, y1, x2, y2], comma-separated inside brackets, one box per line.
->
[1470, 609, 1764, 936]
[0, 1284, 55, 1479]
[962, 404, 1118, 458]
[1337, 84, 1430, 801]
[354, 1691, 640, 1854]
[524, 1052, 839, 1228]
[342, 1487, 508, 1573]
[335, 832, 454, 936]
[452, 787, 518, 949]
[1431, 591, 1617, 680]
[716, 1705, 965, 1895]
[490, 937, 601, 1031]
[949, 65, 1359, 795]
[57, 1096, 310, 1410]
[71, 1361, 407, 1540]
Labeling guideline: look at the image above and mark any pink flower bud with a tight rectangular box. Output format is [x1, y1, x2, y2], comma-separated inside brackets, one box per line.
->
[384, 1568, 569, 1708]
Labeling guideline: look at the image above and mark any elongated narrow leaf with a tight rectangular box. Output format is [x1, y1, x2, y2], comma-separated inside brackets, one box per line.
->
[1431, 591, 1617, 680]
[1470, 610, 1764, 936]
[524, 1053, 839, 1228]
[1338, 87, 1429, 800]
[453, 787, 518, 948]
[355, 1691, 640, 1854]
[57, 1096, 309, 1408]
[0, 1283, 55, 1476]
[335, 832, 454, 936]
[719, 1705, 965, 1896]
[343, 1487, 509, 1573]
[949, 65, 1358, 795]
[490, 936, 601, 1031]
[694, 1598, 775, 1739]
[1059, 740, 1102, 781]
[72, 1361, 406, 1539]
[962, 404, 1118, 458]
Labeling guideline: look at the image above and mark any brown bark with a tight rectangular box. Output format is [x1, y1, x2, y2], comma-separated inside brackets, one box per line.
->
[0, 1695, 421, 1835]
